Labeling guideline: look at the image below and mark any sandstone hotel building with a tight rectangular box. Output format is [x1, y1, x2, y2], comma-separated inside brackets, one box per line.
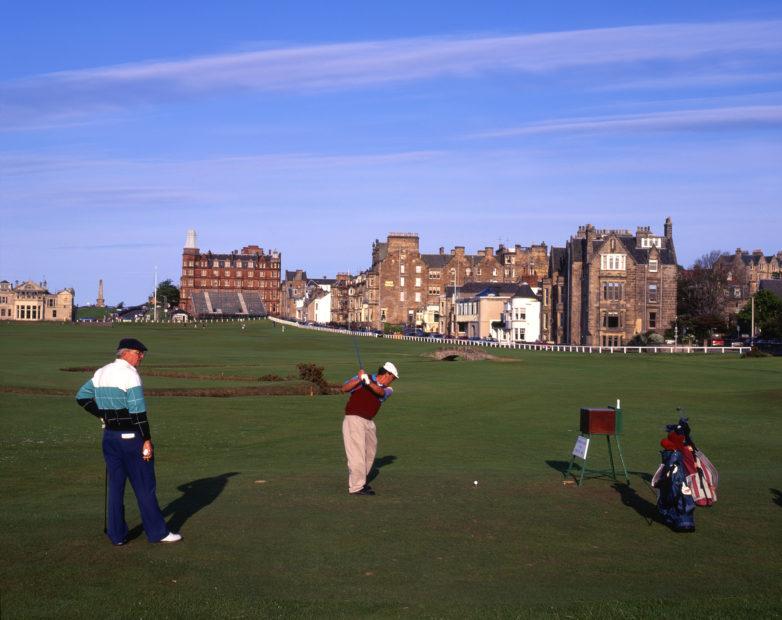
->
[178, 230, 281, 318]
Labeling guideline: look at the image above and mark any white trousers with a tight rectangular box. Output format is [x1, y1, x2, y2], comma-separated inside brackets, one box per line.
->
[342, 415, 377, 493]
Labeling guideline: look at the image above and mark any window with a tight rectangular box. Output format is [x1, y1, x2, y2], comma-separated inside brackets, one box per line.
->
[602, 335, 623, 347]
[52, 310, 57, 318]
[429, 287, 440, 295]
[415, 265, 422, 274]
[492, 268, 497, 276]
[602, 282, 624, 301]
[380, 308, 387, 321]
[641, 237, 662, 248]
[415, 277, 421, 288]
[400, 277, 405, 287]
[400, 264, 405, 274]
[603, 312, 620, 328]
[648, 283, 658, 303]
[429, 271, 440, 280]
[415, 292, 421, 302]
[649, 259, 658, 273]
[649, 312, 657, 329]
[400, 292, 405, 302]
[600, 254, 626, 271]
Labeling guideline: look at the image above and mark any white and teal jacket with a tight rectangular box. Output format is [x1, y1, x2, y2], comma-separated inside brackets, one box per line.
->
[76, 358, 151, 440]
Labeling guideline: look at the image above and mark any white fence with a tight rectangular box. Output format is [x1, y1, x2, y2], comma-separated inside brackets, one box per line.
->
[269, 318, 751, 355]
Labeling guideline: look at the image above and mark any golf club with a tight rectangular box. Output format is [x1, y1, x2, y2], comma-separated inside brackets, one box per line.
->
[351, 319, 363, 370]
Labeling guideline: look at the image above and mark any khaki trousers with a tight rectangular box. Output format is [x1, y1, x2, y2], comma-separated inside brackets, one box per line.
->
[342, 414, 377, 493]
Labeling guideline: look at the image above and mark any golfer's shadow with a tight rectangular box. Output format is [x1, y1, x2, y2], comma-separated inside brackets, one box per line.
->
[127, 472, 239, 540]
[772, 488, 782, 507]
[367, 455, 396, 484]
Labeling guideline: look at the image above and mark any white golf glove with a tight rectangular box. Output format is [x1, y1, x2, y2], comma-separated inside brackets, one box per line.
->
[360, 372, 371, 385]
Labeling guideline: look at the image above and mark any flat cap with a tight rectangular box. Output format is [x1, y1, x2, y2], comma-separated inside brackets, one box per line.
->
[117, 338, 148, 352]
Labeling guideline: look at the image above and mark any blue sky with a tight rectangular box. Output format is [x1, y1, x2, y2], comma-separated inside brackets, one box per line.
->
[1, 1, 781, 305]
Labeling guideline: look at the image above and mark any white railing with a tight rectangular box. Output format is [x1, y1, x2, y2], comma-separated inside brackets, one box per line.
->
[269, 318, 750, 354]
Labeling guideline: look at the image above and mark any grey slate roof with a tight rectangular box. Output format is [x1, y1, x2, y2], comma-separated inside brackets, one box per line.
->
[284, 270, 307, 281]
[759, 279, 782, 301]
[421, 254, 451, 268]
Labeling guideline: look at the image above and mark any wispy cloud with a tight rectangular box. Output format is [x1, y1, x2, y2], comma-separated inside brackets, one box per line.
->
[2, 20, 781, 130]
[469, 105, 782, 138]
[51, 242, 168, 250]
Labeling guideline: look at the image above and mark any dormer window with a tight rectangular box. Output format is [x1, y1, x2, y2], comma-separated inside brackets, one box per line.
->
[649, 259, 658, 273]
[641, 237, 662, 249]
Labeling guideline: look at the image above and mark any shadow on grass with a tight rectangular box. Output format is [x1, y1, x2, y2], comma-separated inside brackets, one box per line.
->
[612, 483, 661, 526]
[772, 488, 782, 507]
[367, 455, 397, 484]
[545, 460, 652, 484]
[127, 472, 239, 540]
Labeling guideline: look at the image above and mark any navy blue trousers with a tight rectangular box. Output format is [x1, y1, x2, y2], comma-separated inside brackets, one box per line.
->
[102, 429, 168, 543]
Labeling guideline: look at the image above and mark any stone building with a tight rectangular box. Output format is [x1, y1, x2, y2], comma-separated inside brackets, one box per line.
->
[543, 218, 678, 346]
[179, 229, 281, 318]
[347, 233, 549, 332]
[715, 249, 782, 315]
[281, 270, 308, 320]
[329, 273, 352, 325]
[0, 280, 74, 322]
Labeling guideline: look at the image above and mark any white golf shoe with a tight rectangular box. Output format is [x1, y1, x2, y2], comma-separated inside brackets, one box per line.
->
[159, 532, 182, 543]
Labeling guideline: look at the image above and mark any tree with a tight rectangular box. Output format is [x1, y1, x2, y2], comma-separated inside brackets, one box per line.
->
[693, 249, 726, 269]
[737, 290, 782, 339]
[156, 279, 180, 308]
[676, 251, 731, 342]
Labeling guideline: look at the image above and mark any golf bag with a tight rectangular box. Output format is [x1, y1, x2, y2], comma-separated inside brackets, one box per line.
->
[651, 448, 696, 532]
[665, 417, 719, 507]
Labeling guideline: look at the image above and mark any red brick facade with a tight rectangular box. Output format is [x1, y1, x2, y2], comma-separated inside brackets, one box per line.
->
[179, 239, 281, 316]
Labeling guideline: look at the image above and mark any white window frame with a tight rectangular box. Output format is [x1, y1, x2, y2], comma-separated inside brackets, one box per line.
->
[600, 254, 626, 271]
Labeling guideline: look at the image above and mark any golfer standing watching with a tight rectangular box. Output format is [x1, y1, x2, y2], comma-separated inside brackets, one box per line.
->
[341, 362, 398, 496]
[76, 338, 181, 545]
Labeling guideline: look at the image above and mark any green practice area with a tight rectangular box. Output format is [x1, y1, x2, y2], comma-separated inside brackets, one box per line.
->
[1, 321, 780, 618]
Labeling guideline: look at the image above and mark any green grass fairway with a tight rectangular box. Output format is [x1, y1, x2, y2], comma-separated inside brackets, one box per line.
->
[1, 321, 780, 618]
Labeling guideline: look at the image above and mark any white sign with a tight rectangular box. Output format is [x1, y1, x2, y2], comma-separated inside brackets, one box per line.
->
[572, 435, 590, 460]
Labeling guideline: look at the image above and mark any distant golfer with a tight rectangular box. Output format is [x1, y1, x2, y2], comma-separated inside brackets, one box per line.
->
[341, 362, 399, 496]
[76, 338, 181, 545]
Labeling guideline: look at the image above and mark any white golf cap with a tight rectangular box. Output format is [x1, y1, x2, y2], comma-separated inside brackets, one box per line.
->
[382, 361, 399, 378]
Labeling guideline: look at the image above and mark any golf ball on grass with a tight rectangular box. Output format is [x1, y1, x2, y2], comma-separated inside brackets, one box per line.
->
[473, 480, 478, 486]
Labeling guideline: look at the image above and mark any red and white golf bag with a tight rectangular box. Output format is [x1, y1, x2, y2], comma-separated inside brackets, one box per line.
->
[686, 450, 718, 507]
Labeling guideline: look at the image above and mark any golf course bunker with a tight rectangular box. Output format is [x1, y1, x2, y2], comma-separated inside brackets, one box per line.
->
[429, 348, 518, 362]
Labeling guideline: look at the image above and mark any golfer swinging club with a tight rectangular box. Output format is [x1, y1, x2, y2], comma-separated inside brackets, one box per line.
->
[341, 361, 399, 496]
[76, 338, 181, 545]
